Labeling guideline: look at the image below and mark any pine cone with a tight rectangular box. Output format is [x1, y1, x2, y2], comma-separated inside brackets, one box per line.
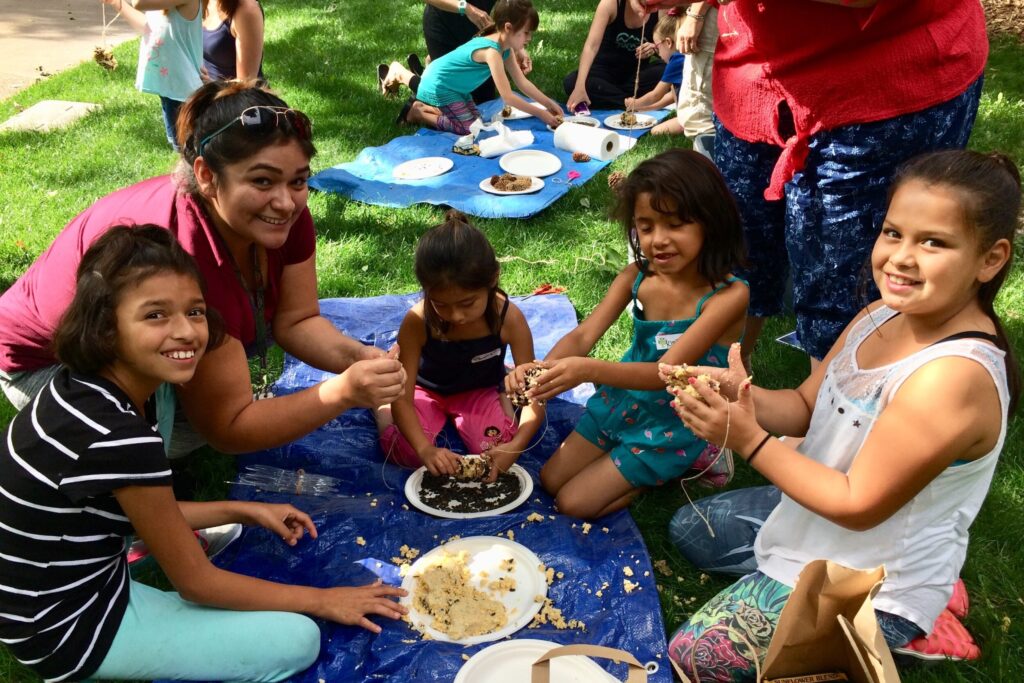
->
[608, 171, 627, 193]
[572, 151, 591, 163]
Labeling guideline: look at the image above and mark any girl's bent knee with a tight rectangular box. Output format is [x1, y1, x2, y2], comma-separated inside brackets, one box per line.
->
[261, 613, 321, 681]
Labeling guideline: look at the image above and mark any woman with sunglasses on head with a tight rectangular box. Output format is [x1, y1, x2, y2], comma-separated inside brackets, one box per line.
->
[0, 79, 406, 458]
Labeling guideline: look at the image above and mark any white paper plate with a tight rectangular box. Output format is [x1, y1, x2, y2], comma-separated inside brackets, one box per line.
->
[603, 113, 656, 130]
[405, 463, 533, 519]
[499, 150, 562, 177]
[401, 536, 547, 645]
[478, 176, 545, 196]
[393, 156, 454, 180]
[455, 639, 619, 683]
[546, 115, 601, 132]
[501, 106, 533, 120]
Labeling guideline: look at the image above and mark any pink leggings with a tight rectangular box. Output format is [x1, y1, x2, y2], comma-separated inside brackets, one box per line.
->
[381, 385, 517, 468]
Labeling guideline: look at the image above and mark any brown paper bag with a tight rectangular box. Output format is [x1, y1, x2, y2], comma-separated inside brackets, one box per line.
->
[760, 560, 900, 683]
[669, 560, 900, 683]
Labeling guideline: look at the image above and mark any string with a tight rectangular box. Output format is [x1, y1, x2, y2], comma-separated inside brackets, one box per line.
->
[678, 400, 730, 538]
[101, 1, 122, 45]
[627, 12, 649, 117]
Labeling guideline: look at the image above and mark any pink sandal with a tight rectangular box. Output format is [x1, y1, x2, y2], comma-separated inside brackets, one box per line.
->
[893, 608, 980, 661]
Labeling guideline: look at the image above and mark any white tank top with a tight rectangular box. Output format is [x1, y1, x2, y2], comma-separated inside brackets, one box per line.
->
[754, 306, 1009, 633]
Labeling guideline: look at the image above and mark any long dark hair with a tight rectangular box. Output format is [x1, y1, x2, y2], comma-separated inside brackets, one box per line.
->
[176, 79, 316, 192]
[415, 210, 503, 336]
[53, 226, 225, 376]
[614, 149, 746, 285]
[478, 0, 539, 36]
[890, 149, 1021, 413]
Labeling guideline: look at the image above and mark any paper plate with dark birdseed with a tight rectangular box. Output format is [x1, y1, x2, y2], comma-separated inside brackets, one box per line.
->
[405, 464, 533, 519]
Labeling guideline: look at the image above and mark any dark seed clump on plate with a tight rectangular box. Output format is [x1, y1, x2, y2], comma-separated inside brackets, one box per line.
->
[419, 470, 522, 513]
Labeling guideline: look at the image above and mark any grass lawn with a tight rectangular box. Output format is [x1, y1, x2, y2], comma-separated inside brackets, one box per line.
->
[1, 1, 1022, 680]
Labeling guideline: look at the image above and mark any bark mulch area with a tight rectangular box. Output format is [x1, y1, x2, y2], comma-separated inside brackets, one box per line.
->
[984, 0, 1024, 41]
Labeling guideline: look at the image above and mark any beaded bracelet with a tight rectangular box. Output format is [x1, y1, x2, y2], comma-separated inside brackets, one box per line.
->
[746, 433, 772, 464]
[686, 10, 706, 19]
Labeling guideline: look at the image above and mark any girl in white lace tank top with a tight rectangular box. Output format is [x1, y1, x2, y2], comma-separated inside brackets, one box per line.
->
[665, 149, 1020, 675]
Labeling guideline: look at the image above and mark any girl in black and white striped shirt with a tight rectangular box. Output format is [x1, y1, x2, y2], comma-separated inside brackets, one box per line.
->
[0, 226, 406, 682]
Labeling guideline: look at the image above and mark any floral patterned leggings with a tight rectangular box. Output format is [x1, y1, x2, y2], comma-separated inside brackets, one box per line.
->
[669, 570, 922, 682]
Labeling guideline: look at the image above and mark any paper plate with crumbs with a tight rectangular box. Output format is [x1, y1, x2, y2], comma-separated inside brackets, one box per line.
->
[405, 463, 532, 519]
[392, 156, 454, 180]
[400, 536, 548, 645]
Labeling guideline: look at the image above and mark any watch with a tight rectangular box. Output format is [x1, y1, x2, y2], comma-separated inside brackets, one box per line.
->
[458, 0, 467, 14]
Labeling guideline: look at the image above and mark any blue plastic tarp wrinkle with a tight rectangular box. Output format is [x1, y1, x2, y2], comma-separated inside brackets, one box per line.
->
[308, 98, 670, 219]
[159, 294, 669, 683]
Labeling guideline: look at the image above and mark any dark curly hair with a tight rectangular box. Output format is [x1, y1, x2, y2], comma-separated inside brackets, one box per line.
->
[53, 225, 225, 376]
[614, 148, 746, 286]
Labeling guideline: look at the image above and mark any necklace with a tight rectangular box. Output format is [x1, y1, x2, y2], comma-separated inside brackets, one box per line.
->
[219, 235, 271, 399]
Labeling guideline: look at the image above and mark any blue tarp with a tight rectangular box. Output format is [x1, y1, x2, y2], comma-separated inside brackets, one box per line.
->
[308, 99, 669, 219]
[191, 294, 671, 682]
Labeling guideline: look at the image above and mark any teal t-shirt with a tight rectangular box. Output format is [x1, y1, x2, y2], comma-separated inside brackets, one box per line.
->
[416, 36, 510, 107]
[135, 6, 204, 102]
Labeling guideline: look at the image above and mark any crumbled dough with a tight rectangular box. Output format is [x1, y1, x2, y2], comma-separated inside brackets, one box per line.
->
[623, 566, 634, 577]
[462, 654, 471, 661]
[526, 512, 545, 523]
[355, 536, 366, 546]
[699, 573, 710, 585]
[400, 545, 420, 560]
[506, 530, 515, 541]
[528, 598, 586, 631]
[601, 527, 610, 533]
[412, 551, 507, 640]
[624, 579, 639, 594]
[488, 576, 517, 594]
[654, 560, 673, 576]
[581, 523, 592, 535]
[501, 558, 515, 573]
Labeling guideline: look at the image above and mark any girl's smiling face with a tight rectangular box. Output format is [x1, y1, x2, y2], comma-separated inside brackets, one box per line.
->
[872, 179, 1001, 318]
[105, 271, 209, 406]
[634, 192, 704, 275]
[198, 140, 311, 251]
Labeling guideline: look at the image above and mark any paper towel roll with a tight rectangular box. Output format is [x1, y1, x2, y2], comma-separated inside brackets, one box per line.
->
[553, 121, 620, 161]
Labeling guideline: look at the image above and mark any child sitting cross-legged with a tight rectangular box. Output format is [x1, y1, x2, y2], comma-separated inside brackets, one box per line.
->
[666, 150, 1020, 675]
[0, 227, 406, 683]
[507, 149, 749, 519]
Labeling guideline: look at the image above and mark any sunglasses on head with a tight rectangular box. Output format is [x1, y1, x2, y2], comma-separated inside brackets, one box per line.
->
[197, 106, 312, 157]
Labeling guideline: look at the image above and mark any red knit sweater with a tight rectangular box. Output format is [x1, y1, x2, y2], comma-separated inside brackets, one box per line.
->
[708, 0, 987, 199]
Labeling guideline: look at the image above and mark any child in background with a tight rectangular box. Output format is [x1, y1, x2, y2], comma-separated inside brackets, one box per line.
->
[0, 227, 406, 683]
[674, 2, 717, 157]
[376, 211, 545, 480]
[388, 0, 563, 132]
[666, 150, 1020, 673]
[101, 0, 204, 150]
[624, 14, 684, 134]
[509, 150, 748, 519]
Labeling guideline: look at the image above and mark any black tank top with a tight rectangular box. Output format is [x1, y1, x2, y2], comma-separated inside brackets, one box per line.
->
[417, 297, 509, 395]
[594, 0, 645, 76]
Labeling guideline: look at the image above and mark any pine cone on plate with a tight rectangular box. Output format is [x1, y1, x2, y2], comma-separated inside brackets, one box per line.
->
[572, 151, 591, 163]
[608, 171, 627, 193]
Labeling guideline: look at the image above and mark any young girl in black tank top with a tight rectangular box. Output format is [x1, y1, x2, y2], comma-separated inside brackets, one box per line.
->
[375, 211, 545, 481]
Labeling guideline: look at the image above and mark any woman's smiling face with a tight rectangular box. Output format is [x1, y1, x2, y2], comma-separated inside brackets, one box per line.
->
[202, 139, 311, 250]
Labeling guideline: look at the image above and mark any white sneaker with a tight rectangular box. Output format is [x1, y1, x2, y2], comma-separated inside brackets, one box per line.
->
[196, 523, 243, 559]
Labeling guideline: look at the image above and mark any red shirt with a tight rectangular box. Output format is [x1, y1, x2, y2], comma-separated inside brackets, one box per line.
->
[709, 0, 987, 199]
[0, 176, 316, 372]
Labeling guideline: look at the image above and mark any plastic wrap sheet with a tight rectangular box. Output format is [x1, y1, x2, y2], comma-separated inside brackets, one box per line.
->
[307, 99, 669, 219]
[169, 294, 670, 682]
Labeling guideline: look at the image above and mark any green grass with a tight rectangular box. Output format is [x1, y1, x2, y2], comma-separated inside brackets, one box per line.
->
[1, 2, 1023, 679]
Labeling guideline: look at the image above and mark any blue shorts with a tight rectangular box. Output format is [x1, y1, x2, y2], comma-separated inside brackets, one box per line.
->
[715, 77, 983, 358]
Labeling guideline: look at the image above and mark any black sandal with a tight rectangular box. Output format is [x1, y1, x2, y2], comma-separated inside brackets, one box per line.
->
[396, 96, 416, 125]
[407, 53, 424, 77]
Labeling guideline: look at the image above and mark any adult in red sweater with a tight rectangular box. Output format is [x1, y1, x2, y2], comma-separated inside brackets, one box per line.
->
[633, 0, 987, 364]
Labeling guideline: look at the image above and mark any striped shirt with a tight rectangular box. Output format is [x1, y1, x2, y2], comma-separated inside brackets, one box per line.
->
[0, 369, 171, 682]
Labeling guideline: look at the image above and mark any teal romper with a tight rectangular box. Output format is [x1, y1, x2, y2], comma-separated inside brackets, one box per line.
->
[574, 272, 743, 487]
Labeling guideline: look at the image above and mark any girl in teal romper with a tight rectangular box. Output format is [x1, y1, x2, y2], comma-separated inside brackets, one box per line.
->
[507, 149, 749, 519]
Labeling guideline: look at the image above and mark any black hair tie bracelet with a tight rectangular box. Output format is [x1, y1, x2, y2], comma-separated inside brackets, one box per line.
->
[746, 433, 772, 464]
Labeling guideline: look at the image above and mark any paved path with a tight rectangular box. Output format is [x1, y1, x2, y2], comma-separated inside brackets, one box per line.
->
[0, 0, 136, 101]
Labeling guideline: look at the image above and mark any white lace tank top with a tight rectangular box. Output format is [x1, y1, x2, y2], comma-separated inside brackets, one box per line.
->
[755, 306, 1009, 633]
